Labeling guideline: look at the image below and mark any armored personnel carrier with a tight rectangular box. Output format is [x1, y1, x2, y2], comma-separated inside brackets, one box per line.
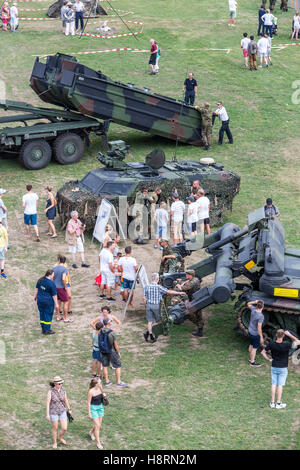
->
[158, 208, 300, 350]
[56, 140, 240, 230]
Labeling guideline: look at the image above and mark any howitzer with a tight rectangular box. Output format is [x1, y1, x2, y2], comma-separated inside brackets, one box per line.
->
[159, 208, 300, 351]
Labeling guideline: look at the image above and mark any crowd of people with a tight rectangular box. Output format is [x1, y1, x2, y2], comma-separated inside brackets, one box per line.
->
[1, 1, 18, 32]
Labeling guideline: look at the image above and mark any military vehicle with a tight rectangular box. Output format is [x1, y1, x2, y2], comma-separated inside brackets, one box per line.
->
[56, 140, 240, 230]
[47, 0, 107, 18]
[155, 208, 300, 353]
[30, 53, 203, 146]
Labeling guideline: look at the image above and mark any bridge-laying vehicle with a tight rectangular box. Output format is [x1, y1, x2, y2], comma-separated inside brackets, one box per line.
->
[155, 208, 300, 352]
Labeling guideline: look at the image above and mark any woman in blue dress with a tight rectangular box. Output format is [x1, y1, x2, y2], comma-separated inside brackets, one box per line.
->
[35, 269, 59, 335]
[45, 186, 57, 238]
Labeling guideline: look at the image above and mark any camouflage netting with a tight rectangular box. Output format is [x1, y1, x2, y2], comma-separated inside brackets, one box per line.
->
[47, 0, 107, 18]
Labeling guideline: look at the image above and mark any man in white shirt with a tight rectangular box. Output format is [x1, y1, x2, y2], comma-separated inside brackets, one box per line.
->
[74, 0, 84, 33]
[170, 193, 185, 245]
[213, 101, 233, 145]
[196, 188, 211, 234]
[154, 202, 169, 248]
[257, 33, 269, 67]
[22, 184, 40, 241]
[118, 246, 138, 309]
[228, 0, 238, 27]
[187, 196, 198, 237]
[10, 3, 18, 33]
[241, 32, 250, 67]
[99, 241, 116, 302]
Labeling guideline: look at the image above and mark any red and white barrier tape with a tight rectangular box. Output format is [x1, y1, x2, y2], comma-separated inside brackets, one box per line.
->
[81, 31, 142, 39]
[88, 19, 144, 25]
[38, 48, 149, 58]
[19, 17, 59, 20]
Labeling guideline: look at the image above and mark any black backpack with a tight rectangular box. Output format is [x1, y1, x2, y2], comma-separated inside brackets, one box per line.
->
[98, 329, 113, 354]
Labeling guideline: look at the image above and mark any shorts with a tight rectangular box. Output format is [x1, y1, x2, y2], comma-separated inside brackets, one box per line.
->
[92, 349, 102, 362]
[249, 333, 260, 349]
[62, 20, 66, 27]
[68, 237, 84, 254]
[90, 404, 104, 419]
[123, 278, 134, 290]
[1, 217, 7, 228]
[229, 10, 236, 18]
[271, 367, 288, 386]
[267, 48, 271, 57]
[10, 18, 18, 27]
[146, 304, 161, 323]
[243, 49, 248, 58]
[115, 275, 121, 284]
[156, 226, 168, 239]
[49, 411, 67, 422]
[56, 288, 69, 302]
[189, 222, 197, 232]
[0, 248, 5, 260]
[173, 221, 183, 239]
[101, 350, 122, 369]
[149, 54, 157, 65]
[24, 213, 37, 226]
[259, 52, 267, 58]
[101, 270, 115, 288]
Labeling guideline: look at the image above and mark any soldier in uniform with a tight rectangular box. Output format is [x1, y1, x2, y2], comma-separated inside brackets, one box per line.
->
[190, 180, 201, 196]
[159, 239, 185, 275]
[269, 0, 276, 11]
[280, 0, 288, 11]
[195, 102, 212, 150]
[175, 270, 204, 337]
[130, 187, 155, 240]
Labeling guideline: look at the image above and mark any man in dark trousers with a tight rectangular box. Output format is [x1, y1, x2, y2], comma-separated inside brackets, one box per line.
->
[258, 4, 266, 36]
[213, 101, 233, 145]
[183, 73, 198, 106]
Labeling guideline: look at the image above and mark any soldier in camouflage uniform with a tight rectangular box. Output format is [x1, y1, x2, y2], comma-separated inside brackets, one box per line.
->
[195, 103, 212, 150]
[269, 0, 276, 11]
[280, 0, 288, 11]
[130, 187, 155, 240]
[159, 239, 184, 275]
[175, 270, 204, 336]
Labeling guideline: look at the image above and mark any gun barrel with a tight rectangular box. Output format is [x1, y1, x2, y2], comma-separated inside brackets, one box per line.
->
[206, 225, 248, 254]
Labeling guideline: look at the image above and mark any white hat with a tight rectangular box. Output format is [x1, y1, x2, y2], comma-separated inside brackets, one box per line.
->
[0, 189, 6, 195]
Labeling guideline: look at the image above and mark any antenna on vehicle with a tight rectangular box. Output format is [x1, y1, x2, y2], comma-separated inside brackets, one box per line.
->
[105, 0, 139, 41]
[172, 66, 189, 163]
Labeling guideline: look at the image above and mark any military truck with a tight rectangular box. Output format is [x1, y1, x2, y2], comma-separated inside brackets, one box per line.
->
[56, 140, 240, 230]
[156, 208, 300, 352]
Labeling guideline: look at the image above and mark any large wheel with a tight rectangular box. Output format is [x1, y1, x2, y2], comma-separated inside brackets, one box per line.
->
[53, 133, 84, 165]
[19, 139, 52, 170]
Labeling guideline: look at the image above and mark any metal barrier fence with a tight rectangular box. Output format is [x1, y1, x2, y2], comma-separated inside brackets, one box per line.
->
[289, 0, 300, 10]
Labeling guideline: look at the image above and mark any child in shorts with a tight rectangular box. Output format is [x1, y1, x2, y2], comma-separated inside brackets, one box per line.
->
[92, 321, 103, 378]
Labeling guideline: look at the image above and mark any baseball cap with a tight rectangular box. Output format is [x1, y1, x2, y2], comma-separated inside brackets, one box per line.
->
[186, 196, 195, 202]
[172, 192, 179, 199]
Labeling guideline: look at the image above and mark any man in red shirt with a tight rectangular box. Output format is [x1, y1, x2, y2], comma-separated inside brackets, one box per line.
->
[149, 39, 158, 75]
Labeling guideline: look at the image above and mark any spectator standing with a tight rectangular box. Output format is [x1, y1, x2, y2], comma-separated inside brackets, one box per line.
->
[22, 184, 40, 242]
[228, 0, 238, 27]
[99, 241, 116, 302]
[292, 12, 300, 40]
[263, 330, 300, 409]
[99, 318, 128, 387]
[258, 5, 266, 36]
[183, 73, 198, 106]
[35, 269, 58, 335]
[44, 186, 57, 238]
[196, 188, 210, 234]
[154, 40, 160, 73]
[265, 32, 272, 65]
[154, 201, 169, 248]
[264, 198, 280, 217]
[1, 2, 10, 31]
[66, 211, 89, 268]
[248, 35, 258, 71]
[0, 218, 8, 280]
[53, 255, 72, 323]
[61, 0, 68, 34]
[46, 376, 72, 449]
[187, 196, 198, 237]
[170, 193, 185, 245]
[74, 0, 84, 33]
[118, 246, 138, 309]
[90, 305, 121, 331]
[257, 32, 269, 67]
[149, 39, 158, 75]
[241, 33, 250, 68]
[247, 300, 265, 367]
[10, 3, 18, 33]
[0, 189, 8, 229]
[55, 254, 73, 316]
[261, 9, 274, 38]
[64, 2, 75, 36]
[213, 101, 233, 145]
[143, 272, 185, 343]
[91, 321, 103, 379]
[88, 377, 107, 449]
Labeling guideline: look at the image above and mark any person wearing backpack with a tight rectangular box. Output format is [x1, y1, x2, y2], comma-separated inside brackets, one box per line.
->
[44, 186, 57, 238]
[248, 36, 258, 71]
[99, 318, 128, 387]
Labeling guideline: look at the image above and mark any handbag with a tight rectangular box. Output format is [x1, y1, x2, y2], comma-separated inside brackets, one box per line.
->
[67, 410, 74, 422]
[102, 393, 109, 406]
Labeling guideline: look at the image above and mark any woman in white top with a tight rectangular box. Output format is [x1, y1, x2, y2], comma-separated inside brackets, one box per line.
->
[292, 12, 300, 40]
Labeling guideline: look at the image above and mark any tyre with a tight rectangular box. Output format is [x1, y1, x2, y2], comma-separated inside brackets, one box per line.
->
[19, 139, 52, 170]
[53, 133, 84, 165]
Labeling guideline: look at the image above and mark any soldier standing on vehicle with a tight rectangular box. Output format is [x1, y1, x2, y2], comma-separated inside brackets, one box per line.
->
[213, 101, 233, 145]
[183, 73, 198, 106]
[175, 270, 204, 337]
[195, 103, 212, 149]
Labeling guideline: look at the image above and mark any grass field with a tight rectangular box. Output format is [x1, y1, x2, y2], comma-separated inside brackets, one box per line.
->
[0, 0, 299, 450]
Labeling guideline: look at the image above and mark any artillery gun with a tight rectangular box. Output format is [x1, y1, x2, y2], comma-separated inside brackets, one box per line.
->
[158, 208, 300, 352]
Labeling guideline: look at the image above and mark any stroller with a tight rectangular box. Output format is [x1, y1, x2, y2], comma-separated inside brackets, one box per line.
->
[272, 22, 278, 36]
